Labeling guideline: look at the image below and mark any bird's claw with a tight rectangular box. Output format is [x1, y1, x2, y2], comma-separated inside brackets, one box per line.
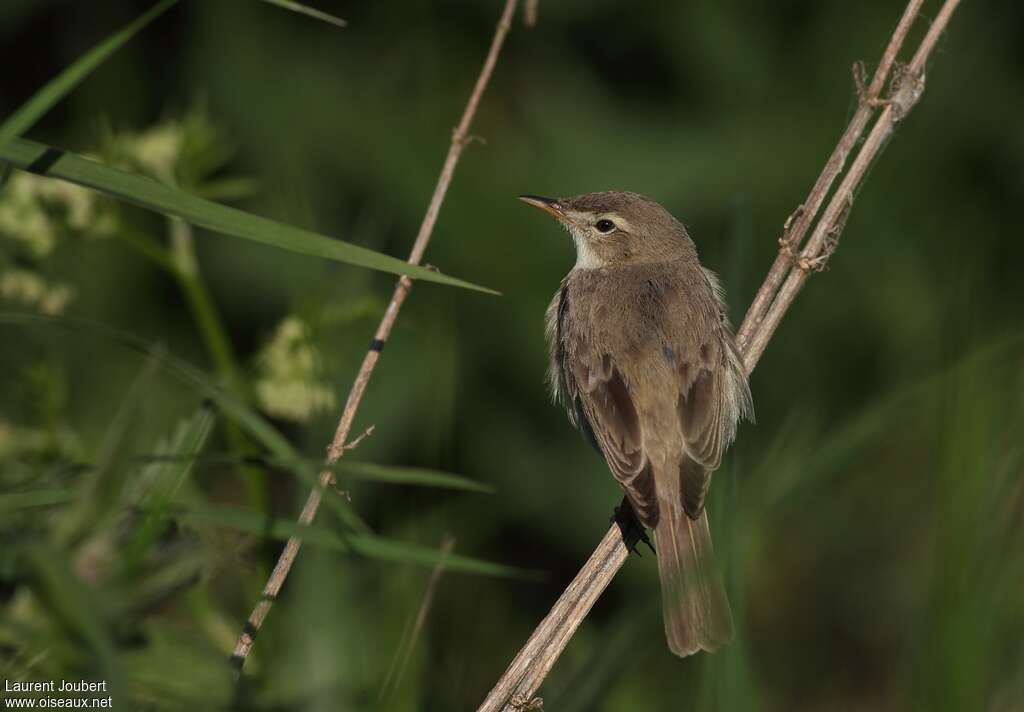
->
[611, 502, 655, 557]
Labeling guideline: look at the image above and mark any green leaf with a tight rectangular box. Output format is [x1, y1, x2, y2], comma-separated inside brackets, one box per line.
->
[0, 0, 178, 148]
[335, 461, 495, 493]
[0, 138, 497, 294]
[346, 535, 539, 579]
[133, 453, 494, 495]
[173, 502, 534, 578]
[0, 489, 74, 512]
[258, 0, 347, 27]
[122, 407, 216, 574]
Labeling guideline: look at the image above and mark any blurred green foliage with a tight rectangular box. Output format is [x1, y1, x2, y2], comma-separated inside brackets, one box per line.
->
[1, 1, 1023, 710]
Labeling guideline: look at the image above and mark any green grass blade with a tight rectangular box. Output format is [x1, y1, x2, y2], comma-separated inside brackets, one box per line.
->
[0, 138, 497, 294]
[347, 535, 539, 579]
[173, 503, 534, 578]
[112, 452, 493, 494]
[122, 407, 216, 574]
[0, 0, 178, 148]
[0, 490, 74, 513]
[258, 0, 346, 27]
[334, 461, 495, 493]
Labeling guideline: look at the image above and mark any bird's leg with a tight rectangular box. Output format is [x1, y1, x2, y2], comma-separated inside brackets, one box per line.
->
[611, 497, 656, 557]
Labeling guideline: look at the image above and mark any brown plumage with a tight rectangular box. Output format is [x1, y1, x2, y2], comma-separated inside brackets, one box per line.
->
[521, 190, 753, 656]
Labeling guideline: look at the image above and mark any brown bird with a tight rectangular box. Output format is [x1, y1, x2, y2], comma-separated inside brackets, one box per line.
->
[520, 191, 753, 656]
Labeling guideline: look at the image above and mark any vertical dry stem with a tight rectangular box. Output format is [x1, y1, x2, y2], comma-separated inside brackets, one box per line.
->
[478, 1, 961, 709]
[231, 0, 520, 671]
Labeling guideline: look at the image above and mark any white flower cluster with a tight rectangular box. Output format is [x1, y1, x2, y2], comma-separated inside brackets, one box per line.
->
[0, 268, 75, 315]
[0, 170, 116, 258]
[0, 156, 116, 315]
[255, 316, 337, 423]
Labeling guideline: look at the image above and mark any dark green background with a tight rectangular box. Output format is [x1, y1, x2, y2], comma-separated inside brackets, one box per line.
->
[2, 1, 1022, 710]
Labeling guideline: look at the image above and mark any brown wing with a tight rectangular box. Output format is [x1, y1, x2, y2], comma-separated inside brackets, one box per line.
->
[675, 332, 750, 518]
[548, 281, 659, 525]
[568, 352, 660, 528]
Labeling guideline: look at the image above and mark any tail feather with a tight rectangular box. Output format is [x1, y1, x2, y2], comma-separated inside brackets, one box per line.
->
[654, 506, 734, 656]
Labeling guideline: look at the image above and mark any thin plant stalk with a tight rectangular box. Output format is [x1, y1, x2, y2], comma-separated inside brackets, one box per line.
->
[230, 0, 522, 671]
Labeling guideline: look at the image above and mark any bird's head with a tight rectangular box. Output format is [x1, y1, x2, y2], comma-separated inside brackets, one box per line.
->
[519, 190, 694, 269]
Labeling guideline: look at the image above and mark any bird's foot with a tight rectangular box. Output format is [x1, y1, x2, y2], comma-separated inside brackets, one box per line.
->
[611, 500, 655, 557]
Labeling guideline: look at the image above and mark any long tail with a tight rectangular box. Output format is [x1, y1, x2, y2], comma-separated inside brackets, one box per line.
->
[654, 505, 734, 656]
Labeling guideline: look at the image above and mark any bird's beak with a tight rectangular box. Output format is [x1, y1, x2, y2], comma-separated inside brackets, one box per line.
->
[518, 194, 565, 222]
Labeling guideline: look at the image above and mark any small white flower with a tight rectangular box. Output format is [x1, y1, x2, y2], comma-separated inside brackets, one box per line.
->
[122, 122, 185, 183]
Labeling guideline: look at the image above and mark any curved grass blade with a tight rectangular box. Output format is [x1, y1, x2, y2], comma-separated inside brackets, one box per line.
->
[0, 138, 497, 294]
[258, 0, 346, 27]
[0, 489, 74, 512]
[174, 503, 535, 579]
[334, 461, 495, 493]
[0, 0, 178, 148]
[122, 452, 493, 494]
[348, 534, 539, 579]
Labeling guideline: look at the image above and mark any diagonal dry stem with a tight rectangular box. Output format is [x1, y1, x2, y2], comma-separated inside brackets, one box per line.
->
[734, 0, 925, 353]
[742, 0, 960, 369]
[478, 1, 962, 709]
[231, 0, 521, 672]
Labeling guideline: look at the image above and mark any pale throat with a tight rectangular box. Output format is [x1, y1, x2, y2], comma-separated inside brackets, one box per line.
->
[568, 224, 605, 270]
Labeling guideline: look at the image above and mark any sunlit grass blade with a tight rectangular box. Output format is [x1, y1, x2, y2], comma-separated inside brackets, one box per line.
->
[258, 0, 346, 27]
[0, 0, 177, 148]
[0, 138, 497, 294]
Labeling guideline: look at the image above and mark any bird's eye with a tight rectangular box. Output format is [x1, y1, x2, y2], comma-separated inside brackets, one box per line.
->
[595, 219, 616, 233]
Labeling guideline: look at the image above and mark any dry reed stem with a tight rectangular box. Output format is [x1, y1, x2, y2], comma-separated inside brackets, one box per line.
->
[231, 0, 520, 672]
[734, 0, 925, 353]
[743, 0, 960, 368]
[478, 1, 961, 709]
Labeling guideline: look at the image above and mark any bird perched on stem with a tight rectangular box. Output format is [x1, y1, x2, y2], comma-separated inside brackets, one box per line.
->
[520, 191, 753, 656]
